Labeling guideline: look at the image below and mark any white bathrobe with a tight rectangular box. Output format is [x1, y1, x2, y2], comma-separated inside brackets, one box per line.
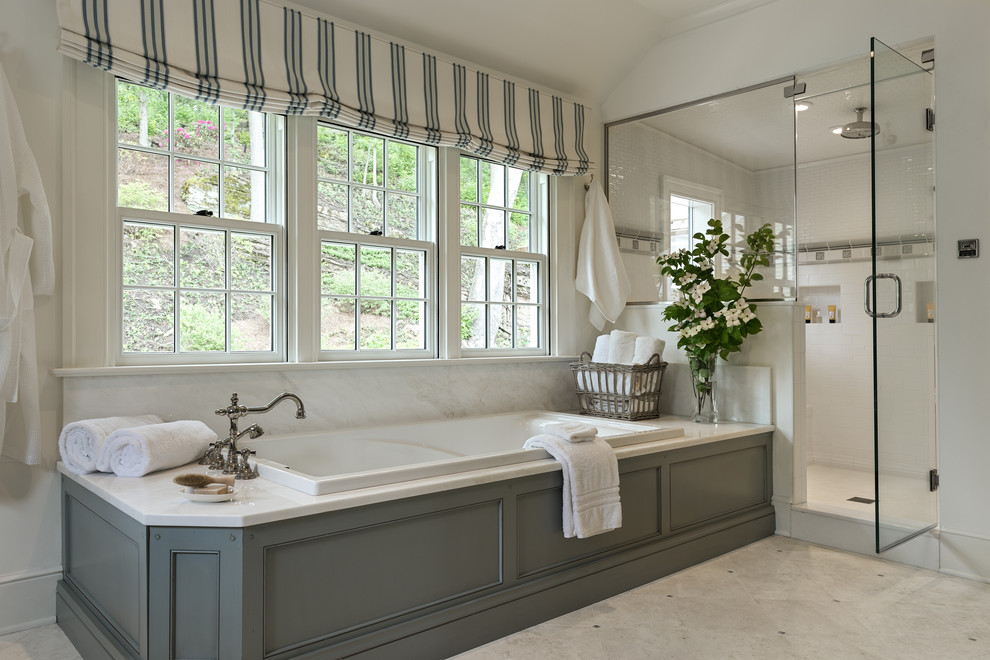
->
[0, 61, 55, 464]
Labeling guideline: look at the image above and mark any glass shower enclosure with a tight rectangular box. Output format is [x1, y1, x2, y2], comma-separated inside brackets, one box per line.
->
[870, 38, 937, 552]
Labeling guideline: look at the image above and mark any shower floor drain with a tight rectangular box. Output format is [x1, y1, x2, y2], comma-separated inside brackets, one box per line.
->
[847, 496, 875, 504]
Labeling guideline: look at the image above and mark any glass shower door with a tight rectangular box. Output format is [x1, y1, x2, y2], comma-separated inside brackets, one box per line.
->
[870, 38, 937, 552]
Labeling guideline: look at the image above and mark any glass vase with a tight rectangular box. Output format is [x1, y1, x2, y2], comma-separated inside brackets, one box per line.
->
[689, 355, 719, 424]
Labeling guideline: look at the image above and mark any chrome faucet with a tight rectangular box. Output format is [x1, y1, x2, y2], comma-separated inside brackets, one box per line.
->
[213, 392, 306, 478]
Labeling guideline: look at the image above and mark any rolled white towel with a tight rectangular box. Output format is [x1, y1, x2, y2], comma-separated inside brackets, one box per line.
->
[633, 336, 665, 365]
[608, 329, 637, 364]
[101, 421, 218, 478]
[58, 415, 163, 475]
[591, 334, 610, 363]
[543, 421, 598, 443]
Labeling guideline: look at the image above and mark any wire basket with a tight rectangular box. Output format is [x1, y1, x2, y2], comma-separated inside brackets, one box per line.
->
[570, 352, 668, 421]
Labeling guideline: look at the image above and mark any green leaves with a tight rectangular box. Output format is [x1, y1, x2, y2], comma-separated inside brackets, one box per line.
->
[655, 218, 775, 365]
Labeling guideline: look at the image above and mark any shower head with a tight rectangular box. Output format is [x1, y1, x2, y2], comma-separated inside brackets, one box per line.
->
[840, 107, 879, 139]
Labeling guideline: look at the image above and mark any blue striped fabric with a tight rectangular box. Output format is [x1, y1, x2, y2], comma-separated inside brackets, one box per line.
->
[81, 0, 112, 70]
[390, 43, 410, 138]
[528, 88, 545, 172]
[317, 19, 341, 118]
[355, 31, 375, 130]
[502, 80, 521, 166]
[240, 0, 265, 111]
[283, 7, 308, 114]
[551, 96, 568, 175]
[421, 54, 442, 144]
[476, 72, 494, 157]
[453, 64, 472, 149]
[140, 0, 169, 88]
[573, 103, 590, 174]
[58, 0, 594, 175]
[192, 0, 219, 101]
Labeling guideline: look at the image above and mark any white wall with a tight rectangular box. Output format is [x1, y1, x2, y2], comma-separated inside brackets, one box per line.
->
[604, 0, 990, 579]
[0, 0, 65, 634]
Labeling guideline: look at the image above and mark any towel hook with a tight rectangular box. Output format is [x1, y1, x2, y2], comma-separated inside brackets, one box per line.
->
[584, 173, 594, 191]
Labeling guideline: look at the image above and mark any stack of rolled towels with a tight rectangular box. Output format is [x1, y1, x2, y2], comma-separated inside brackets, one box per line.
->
[591, 329, 665, 366]
[58, 415, 218, 478]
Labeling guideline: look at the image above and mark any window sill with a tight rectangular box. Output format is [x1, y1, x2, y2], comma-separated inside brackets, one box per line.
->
[53, 355, 579, 378]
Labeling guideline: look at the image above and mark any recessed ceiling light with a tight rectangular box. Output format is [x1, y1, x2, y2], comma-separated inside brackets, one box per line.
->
[795, 101, 813, 112]
[830, 126, 844, 135]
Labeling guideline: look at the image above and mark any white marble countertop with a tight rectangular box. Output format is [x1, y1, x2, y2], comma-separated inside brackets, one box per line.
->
[58, 416, 774, 528]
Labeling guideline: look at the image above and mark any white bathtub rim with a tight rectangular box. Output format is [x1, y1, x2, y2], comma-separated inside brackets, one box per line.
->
[56, 417, 775, 528]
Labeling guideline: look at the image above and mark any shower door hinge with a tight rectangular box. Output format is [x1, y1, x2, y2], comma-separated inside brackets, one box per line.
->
[929, 468, 940, 492]
[926, 108, 935, 131]
[783, 83, 806, 98]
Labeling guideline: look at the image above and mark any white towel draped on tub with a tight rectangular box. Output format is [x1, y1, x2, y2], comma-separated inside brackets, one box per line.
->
[101, 421, 218, 477]
[524, 433, 622, 539]
[575, 181, 630, 331]
[542, 421, 598, 443]
[58, 414, 163, 475]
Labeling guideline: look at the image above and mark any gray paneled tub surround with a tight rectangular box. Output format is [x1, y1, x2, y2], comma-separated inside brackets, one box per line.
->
[56, 415, 774, 660]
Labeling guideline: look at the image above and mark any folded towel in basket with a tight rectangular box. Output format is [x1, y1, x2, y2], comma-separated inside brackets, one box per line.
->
[58, 415, 163, 475]
[524, 433, 621, 539]
[542, 421, 598, 443]
[100, 420, 218, 477]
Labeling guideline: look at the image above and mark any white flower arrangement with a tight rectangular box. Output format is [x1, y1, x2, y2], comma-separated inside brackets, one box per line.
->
[656, 218, 776, 421]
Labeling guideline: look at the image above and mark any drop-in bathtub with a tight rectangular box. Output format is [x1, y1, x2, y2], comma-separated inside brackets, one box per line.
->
[251, 410, 685, 495]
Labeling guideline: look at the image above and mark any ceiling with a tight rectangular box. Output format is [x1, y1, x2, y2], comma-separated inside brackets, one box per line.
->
[616, 40, 933, 171]
[286, 0, 777, 103]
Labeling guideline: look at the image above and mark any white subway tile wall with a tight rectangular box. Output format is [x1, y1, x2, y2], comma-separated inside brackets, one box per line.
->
[798, 143, 935, 477]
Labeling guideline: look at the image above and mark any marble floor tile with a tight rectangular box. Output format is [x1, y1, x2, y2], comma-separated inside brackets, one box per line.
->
[7, 537, 990, 660]
[455, 536, 990, 660]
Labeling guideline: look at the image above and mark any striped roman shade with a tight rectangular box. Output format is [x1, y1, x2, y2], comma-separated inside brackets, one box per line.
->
[56, 0, 592, 175]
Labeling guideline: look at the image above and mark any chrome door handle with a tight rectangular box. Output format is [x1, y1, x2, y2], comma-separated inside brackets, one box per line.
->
[864, 273, 902, 318]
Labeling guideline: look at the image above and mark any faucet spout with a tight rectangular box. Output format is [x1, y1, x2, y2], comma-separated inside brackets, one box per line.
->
[246, 392, 306, 419]
[214, 392, 306, 478]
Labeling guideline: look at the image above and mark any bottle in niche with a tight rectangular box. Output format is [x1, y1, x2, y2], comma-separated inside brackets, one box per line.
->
[828, 304, 836, 323]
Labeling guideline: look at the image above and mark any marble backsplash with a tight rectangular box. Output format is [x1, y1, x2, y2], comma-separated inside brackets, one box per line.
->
[61, 359, 581, 439]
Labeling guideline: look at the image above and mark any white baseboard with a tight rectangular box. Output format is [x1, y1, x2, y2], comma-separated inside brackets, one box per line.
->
[790, 504, 939, 570]
[0, 568, 61, 635]
[772, 496, 792, 536]
[939, 528, 990, 583]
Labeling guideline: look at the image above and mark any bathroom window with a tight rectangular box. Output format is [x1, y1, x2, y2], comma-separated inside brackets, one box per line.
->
[316, 123, 436, 357]
[114, 80, 285, 363]
[659, 177, 722, 301]
[109, 81, 553, 365]
[458, 156, 549, 353]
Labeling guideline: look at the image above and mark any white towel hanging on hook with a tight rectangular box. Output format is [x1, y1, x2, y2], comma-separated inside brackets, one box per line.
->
[576, 180, 630, 331]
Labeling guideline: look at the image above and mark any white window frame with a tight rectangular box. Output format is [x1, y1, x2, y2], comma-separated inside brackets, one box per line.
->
[314, 122, 438, 360]
[71, 65, 565, 370]
[110, 80, 287, 365]
[454, 153, 550, 358]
